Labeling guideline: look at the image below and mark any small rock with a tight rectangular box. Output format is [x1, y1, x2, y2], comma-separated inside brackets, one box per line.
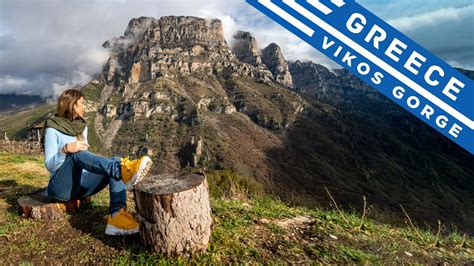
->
[241, 203, 251, 208]
[276, 215, 314, 228]
[101, 104, 117, 117]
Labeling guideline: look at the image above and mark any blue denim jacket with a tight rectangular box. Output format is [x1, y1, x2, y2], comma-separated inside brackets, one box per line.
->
[43, 126, 88, 173]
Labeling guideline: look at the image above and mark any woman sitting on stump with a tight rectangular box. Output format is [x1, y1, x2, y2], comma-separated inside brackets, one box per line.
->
[43, 89, 153, 235]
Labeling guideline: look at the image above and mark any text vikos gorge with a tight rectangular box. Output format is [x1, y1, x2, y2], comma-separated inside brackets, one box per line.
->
[321, 12, 465, 138]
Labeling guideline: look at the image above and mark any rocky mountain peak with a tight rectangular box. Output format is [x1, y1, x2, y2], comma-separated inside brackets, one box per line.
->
[102, 16, 275, 85]
[261, 42, 280, 54]
[143, 16, 227, 49]
[104, 16, 227, 52]
[231, 31, 263, 66]
[102, 17, 157, 52]
[124, 16, 157, 40]
[261, 43, 293, 88]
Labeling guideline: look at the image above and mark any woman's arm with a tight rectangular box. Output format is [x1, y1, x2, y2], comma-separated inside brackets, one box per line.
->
[44, 128, 66, 173]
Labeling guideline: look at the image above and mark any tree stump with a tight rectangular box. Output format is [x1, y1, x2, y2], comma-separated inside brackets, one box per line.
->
[17, 188, 90, 220]
[133, 172, 213, 256]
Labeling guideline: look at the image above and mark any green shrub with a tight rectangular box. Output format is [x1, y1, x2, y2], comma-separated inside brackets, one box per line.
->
[205, 170, 264, 199]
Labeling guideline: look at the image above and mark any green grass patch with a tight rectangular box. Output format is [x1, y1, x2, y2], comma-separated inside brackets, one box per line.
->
[0, 104, 55, 139]
[84, 113, 102, 153]
[0, 152, 472, 264]
[206, 169, 265, 199]
[82, 82, 104, 101]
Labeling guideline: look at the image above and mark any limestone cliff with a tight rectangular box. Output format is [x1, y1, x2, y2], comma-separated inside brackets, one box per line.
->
[261, 43, 293, 88]
[102, 17, 273, 86]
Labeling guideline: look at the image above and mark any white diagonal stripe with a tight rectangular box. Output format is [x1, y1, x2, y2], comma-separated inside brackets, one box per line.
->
[329, 0, 346, 8]
[258, 0, 315, 37]
[307, 0, 332, 15]
[279, 0, 474, 130]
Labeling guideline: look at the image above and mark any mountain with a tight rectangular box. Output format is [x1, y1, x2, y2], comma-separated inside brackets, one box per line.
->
[287, 59, 474, 230]
[261, 43, 293, 88]
[0, 94, 45, 114]
[1, 16, 473, 234]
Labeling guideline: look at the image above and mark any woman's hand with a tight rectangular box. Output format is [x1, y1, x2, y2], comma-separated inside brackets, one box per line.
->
[63, 141, 89, 154]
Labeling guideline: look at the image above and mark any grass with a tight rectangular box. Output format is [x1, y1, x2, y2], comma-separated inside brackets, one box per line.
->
[81, 82, 104, 101]
[83, 113, 102, 154]
[0, 104, 55, 139]
[0, 151, 472, 264]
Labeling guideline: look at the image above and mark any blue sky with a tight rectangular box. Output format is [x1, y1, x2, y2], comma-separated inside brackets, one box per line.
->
[0, 0, 472, 98]
[360, 0, 472, 18]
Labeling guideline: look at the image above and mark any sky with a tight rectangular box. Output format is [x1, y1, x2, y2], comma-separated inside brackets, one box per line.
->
[0, 0, 473, 98]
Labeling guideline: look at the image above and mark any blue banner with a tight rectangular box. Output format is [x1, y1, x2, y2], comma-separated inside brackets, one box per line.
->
[246, 0, 474, 154]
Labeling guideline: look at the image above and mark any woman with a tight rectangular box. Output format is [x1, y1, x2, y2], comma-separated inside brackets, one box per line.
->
[43, 89, 153, 235]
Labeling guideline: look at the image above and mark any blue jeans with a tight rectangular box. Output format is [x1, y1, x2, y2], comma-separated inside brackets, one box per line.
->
[47, 150, 126, 215]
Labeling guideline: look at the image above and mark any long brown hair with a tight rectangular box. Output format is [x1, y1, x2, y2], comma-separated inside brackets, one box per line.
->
[57, 89, 85, 141]
[57, 89, 84, 121]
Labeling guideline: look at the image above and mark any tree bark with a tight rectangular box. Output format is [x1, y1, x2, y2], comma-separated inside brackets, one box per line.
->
[134, 172, 213, 256]
[17, 188, 90, 220]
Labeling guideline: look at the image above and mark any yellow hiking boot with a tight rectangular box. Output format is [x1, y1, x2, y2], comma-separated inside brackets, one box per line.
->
[105, 208, 139, 235]
[120, 156, 153, 190]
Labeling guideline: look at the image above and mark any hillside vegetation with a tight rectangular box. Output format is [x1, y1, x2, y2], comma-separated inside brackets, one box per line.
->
[0, 152, 472, 264]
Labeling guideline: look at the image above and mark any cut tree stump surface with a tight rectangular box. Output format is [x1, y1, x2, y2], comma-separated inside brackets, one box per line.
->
[134, 172, 213, 256]
[135, 172, 205, 195]
[17, 188, 90, 220]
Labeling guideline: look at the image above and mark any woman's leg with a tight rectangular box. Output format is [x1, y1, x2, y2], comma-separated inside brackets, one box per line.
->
[47, 153, 83, 201]
[47, 150, 122, 202]
[77, 158, 127, 215]
[68, 150, 122, 180]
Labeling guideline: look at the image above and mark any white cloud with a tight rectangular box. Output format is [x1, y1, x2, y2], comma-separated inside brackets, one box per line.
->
[0, 76, 29, 88]
[385, 4, 474, 70]
[75, 48, 111, 75]
[217, 15, 240, 47]
[388, 5, 474, 32]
